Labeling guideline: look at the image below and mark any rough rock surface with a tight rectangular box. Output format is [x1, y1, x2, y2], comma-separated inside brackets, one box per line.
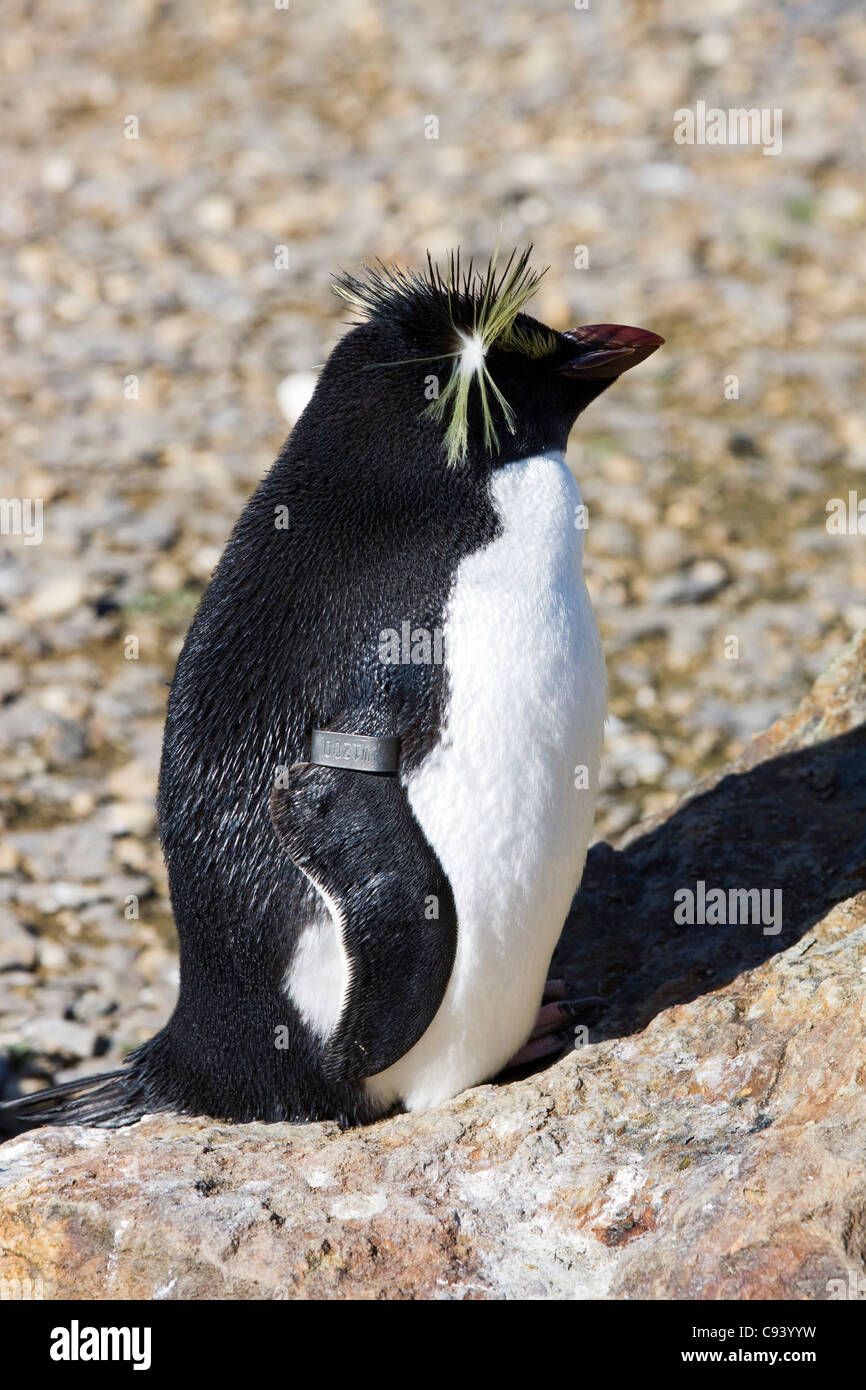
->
[1, 632, 864, 1300]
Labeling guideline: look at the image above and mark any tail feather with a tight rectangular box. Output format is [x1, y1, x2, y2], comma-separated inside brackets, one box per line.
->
[0, 1066, 148, 1133]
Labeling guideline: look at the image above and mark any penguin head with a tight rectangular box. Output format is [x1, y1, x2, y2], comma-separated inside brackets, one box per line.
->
[304, 247, 663, 476]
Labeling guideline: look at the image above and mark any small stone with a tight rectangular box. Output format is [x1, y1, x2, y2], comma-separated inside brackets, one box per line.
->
[195, 195, 235, 233]
[0, 910, 37, 971]
[642, 527, 691, 575]
[0, 660, 24, 700]
[35, 939, 69, 972]
[649, 559, 729, 606]
[6, 825, 114, 882]
[15, 882, 94, 913]
[17, 1018, 96, 1060]
[106, 761, 157, 803]
[25, 574, 85, 621]
[39, 716, 88, 768]
[40, 156, 75, 192]
[106, 804, 157, 839]
[70, 991, 116, 1024]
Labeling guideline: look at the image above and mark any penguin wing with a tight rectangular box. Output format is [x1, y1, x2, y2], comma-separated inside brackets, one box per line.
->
[269, 762, 457, 1082]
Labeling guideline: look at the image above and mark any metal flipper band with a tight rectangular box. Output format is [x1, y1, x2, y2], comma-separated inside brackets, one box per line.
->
[309, 729, 401, 775]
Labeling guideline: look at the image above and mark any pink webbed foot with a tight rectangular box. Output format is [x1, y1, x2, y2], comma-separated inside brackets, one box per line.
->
[502, 979, 605, 1069]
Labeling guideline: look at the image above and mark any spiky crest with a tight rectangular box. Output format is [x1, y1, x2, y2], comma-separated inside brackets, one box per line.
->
[333, 247, 558, 464]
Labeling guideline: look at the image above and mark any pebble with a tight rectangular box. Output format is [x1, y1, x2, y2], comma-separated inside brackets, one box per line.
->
[0, 660, 24, 701]
[0, 911, 37, 972]
[24, 574, 86, 621]
[6, 826, 114, 882]
[15, 1018, 97, 1062]
[648, 559, 730, 607]
[35, 939, 70, 972]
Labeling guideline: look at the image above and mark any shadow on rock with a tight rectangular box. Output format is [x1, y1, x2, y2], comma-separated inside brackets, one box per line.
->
[551, 722, 866, 1046]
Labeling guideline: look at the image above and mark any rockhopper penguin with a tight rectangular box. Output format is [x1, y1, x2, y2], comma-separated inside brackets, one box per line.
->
[2, 248, 662, 1129]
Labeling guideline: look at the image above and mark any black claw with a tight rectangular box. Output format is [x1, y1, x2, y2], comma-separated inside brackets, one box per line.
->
[566, 991, 606, 1013]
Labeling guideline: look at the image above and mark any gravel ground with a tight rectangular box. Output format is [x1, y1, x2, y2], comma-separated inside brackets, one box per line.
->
[1, 0, 864, 1091]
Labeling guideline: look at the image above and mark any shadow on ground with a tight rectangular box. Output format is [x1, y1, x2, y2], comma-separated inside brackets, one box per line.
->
[547, 723, 866, 1048]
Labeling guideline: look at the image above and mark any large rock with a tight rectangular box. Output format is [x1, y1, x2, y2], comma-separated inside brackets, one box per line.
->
[1, 633, 865, 1300]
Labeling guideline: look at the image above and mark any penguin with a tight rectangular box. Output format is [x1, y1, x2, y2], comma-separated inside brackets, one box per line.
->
[1, 247, 662, 1131]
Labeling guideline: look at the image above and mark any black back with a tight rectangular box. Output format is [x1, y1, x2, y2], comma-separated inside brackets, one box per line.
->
[153, 320, 503, 1121]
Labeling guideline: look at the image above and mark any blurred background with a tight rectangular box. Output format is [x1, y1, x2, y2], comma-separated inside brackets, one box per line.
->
[1, 0, 864, 1093]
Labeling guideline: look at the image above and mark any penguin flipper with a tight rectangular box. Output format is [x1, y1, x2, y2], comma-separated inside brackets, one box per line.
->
[270, 762, 457, 1083]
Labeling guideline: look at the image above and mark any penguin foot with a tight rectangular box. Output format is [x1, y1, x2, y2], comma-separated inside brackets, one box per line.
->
[541, 977, 593, 1004]
[503, 982, 605, 1069]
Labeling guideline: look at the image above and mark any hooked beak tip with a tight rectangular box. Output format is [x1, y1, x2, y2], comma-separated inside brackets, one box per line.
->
[560, 324, 665, 379]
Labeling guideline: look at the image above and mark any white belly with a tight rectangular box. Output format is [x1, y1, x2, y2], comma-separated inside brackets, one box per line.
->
[364, 450, 606, 1112]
